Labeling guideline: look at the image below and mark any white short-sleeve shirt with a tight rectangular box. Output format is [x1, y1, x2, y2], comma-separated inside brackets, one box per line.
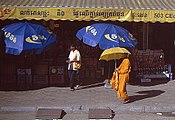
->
[68, 50, 81, 70]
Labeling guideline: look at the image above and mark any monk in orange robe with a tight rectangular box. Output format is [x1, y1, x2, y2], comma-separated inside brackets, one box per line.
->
[110, 56, 131, 103]
[116, 57, 131, 104]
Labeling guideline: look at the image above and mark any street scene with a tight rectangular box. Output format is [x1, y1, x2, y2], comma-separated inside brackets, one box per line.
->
[0, 81, 175, 119]
[0, 0, 175, 120]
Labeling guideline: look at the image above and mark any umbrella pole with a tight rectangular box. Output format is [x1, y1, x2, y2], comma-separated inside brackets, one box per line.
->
[114, 59, 117, 69]
[108, 62, 110, 79]
[114, 53, 117, 70]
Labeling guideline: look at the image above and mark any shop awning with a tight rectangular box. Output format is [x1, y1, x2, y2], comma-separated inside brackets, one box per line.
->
[1, 0, 175, 23]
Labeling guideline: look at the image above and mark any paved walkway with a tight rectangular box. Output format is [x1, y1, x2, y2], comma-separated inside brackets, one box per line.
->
[0, 80, 175, 113]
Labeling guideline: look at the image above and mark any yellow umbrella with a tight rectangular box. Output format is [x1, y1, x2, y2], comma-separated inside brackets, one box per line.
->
[99, 47, 131, 61]
[99, 47, 131, 68]
[99, 47, 131, 90]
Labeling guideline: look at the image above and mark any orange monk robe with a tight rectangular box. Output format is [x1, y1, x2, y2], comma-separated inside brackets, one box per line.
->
[110, 71, 119, 91]
[117, 58, 131, 99]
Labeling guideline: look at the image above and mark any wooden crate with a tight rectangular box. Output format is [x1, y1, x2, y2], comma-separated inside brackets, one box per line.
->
[96, 70, 102, 79]
[17, 75, 32, 90]
[49, 75, 64, 85]
[1, 63, 16, 74]
[1, 74, 16, 84]
[0, 74, 17, 90]
[33, 64, 48, 75]
[79, 70, 85, 79]
[90, 70, 96, 78]
[33, 75, 48, 85]
[17, 75, 32, 84]
[85, 70, 90, 78]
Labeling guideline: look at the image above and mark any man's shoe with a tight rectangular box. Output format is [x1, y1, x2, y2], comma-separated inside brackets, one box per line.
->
[75, 85, 80, 89]
[70, 88, 75, 91]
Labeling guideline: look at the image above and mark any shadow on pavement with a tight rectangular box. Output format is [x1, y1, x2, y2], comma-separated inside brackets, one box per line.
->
[129, 90, 165, 103]
[76, 82, 105, 90]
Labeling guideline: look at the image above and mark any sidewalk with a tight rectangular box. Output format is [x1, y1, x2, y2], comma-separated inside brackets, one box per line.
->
[0, 80, 175, 113]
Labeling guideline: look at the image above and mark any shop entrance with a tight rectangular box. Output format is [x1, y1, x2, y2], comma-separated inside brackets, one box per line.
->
[1, 20, 175, 90]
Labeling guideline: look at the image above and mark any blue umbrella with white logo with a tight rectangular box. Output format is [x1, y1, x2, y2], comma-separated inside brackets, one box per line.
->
[76, 23, 137, 78]
[76, 23, 137, 50]
[1, 22, 56, 55]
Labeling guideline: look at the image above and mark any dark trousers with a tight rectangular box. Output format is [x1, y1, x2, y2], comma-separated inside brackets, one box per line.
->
[68, 70, 77, 89]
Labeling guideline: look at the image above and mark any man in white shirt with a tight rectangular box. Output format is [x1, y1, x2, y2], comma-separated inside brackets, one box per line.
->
[66, 44, 81, 91]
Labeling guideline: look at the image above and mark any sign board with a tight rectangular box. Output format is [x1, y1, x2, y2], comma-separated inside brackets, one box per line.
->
[49, 66, 64, 75]
[17, 69, 31, 75]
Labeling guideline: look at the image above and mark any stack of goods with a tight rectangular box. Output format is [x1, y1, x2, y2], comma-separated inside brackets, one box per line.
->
[132, 49, 167, 75]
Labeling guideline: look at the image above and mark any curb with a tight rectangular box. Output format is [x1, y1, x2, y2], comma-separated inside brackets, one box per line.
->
[1, 104, 175, 113]
[0, 106, 37, 112]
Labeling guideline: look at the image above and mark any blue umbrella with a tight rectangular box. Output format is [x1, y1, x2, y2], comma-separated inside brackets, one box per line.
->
[1, 22, 56, 55]
[76, 23, 137, 50]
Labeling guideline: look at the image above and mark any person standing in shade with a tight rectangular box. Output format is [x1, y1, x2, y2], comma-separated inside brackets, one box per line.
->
[66, 44, 81, 91]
